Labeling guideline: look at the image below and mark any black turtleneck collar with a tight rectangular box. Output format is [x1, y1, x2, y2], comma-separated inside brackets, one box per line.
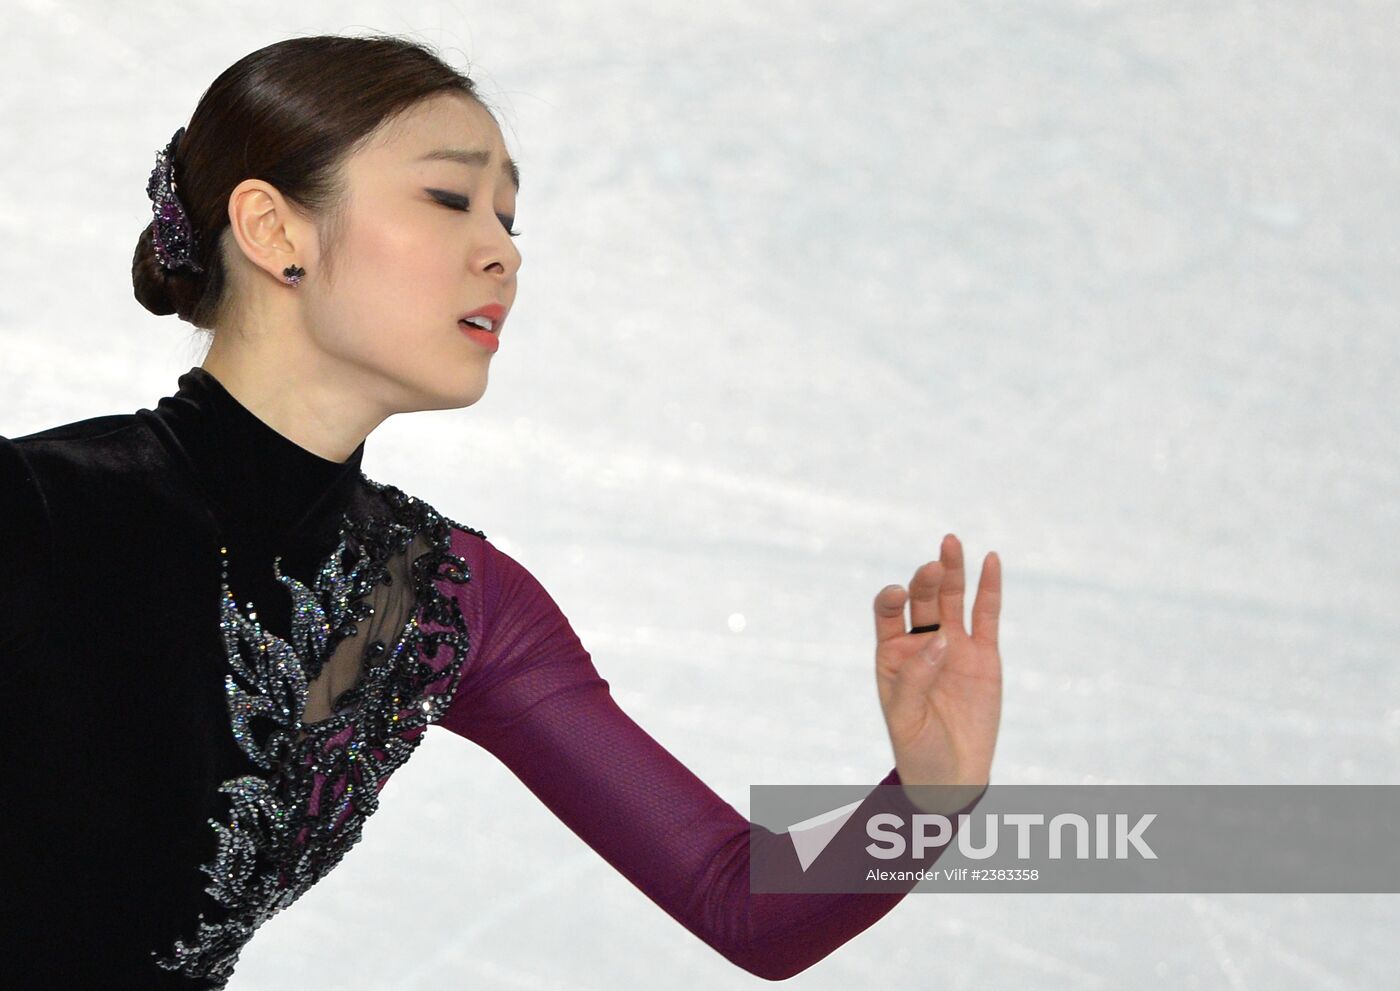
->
[140, 365, 367, 547]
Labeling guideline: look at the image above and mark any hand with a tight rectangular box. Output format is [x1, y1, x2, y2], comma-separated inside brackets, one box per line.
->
[873, 533, 1002, 793]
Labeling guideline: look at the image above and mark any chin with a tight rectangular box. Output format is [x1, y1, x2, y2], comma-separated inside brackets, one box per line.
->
[419, 366, 489, 413]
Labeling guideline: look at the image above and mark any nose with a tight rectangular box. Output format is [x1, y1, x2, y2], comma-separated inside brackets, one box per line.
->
[479, 229, 521, 279]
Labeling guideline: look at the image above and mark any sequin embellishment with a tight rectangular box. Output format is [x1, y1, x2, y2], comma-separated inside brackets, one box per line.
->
[151, 476, 484, 987]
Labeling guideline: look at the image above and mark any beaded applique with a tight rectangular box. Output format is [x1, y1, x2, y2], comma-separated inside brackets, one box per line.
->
[151, 476, 484, 988]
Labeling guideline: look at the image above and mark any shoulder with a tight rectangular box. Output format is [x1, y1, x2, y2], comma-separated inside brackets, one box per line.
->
[0, 434, 56, 654]
[7, 412, 156, 484]
[6, 413, 176, 554]
[9, 412, 140, 445]
[440, 523, 577, 647]
[443, 524, 531, 598]
[0, 431, 49, 525]
[0, 412, 158, 653]
[351, 472, 499, 597]
[348, 477, 571, 646]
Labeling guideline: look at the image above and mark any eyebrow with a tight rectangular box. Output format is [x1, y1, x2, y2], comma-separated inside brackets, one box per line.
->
[416, 148, 520, 192]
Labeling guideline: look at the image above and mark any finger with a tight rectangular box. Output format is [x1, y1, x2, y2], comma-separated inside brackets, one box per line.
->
[906, 558, 943, 633]
[970, 551, 1002, 647]
[939, 533, 968, 638]
[873, 584, 910, 644]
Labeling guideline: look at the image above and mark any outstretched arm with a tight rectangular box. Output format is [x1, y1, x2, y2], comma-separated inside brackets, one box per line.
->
[436, 531, 979, 981]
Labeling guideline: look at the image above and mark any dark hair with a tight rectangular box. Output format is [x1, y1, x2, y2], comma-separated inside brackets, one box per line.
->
[132, 33, 500, 331]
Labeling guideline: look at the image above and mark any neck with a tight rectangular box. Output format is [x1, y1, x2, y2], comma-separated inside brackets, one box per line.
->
[200, 337, 387, 464]
[142, 365, 371, 548]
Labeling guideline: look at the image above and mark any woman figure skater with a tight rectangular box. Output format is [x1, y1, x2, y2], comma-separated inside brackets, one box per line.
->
[0, 33, 1003, 989]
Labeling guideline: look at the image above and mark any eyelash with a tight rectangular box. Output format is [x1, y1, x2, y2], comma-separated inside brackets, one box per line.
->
[430, 191, 521, 237]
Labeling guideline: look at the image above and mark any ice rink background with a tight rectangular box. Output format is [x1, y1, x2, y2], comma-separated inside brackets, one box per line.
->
[2, 1, 1397, 987]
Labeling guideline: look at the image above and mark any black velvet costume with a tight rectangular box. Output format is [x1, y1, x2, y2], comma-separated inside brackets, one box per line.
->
[1, 366, 973, 988]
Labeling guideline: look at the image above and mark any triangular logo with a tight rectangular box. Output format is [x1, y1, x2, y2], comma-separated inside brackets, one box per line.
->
[786, 798, 867, 871]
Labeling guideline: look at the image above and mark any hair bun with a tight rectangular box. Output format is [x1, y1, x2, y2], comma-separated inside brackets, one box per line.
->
[132, 222, 188, 318]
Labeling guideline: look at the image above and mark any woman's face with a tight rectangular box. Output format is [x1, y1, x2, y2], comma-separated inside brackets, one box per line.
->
[298, 92, 521, 413]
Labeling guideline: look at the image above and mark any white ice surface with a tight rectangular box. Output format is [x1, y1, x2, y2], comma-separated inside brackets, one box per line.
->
[1, 1, 1396, 988]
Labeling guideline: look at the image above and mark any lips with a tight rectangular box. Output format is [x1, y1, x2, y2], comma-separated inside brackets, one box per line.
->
[459, 302, 507, 334]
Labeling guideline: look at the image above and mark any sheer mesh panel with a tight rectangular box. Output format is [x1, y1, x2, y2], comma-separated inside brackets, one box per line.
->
[297, 530, 433, 740]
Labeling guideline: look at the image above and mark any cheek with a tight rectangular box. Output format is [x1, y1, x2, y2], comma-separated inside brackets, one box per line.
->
[316, 217, 465, 362]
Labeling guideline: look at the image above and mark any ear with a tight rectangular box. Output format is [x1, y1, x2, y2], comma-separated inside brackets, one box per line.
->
[225, 178, 315, 285]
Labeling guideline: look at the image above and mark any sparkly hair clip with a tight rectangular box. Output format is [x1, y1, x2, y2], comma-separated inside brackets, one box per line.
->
[146, 125, 205, 274]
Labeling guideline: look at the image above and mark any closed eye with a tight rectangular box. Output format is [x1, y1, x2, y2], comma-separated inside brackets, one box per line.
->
[428, 190, 521, 238]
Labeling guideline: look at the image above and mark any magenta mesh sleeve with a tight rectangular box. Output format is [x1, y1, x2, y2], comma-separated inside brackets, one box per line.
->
[436, 529, 969, 981]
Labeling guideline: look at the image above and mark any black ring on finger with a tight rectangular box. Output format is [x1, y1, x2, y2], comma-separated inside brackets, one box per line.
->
[910, 623, 941, 634]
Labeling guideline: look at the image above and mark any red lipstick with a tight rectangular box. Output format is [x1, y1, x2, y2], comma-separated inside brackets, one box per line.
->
[458, 302, 506, 353]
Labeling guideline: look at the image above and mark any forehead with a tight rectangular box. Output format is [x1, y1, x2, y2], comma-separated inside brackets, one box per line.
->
[356, 94, 512, 179]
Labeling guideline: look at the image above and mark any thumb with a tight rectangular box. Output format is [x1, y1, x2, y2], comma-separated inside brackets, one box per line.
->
[886, 632, 946, 726]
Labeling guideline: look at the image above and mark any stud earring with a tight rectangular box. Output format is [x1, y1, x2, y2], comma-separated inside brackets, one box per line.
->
[283, 264, 305, 287]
